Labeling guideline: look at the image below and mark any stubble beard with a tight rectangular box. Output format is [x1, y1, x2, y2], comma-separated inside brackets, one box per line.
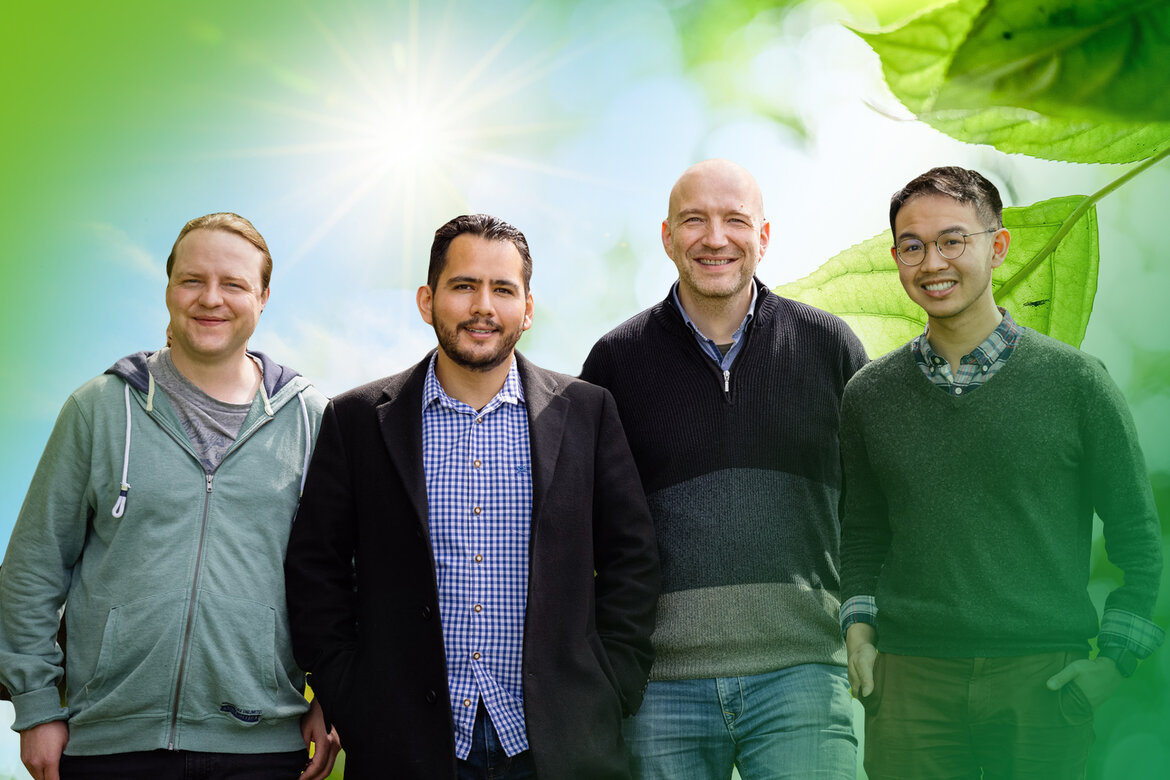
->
[434, 317, 523, 373]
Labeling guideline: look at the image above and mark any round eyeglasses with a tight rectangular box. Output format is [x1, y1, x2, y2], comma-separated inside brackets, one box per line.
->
[894, 229, 997, 266]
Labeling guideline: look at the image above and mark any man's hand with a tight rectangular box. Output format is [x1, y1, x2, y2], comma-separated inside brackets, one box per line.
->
[20, 720, 68, 780]
[846, 622, 878, 698]
[1046, 656, 1122, 710]
[299, 697, 340, 780]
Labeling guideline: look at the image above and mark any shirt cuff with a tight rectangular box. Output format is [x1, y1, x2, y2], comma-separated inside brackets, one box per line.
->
[840, 595, 877, 639]
[1098, 608, 1166, 659]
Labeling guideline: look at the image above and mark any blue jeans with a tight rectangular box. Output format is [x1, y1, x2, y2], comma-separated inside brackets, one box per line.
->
[623, 664, 856, 780]
[457, 701, 538, 780]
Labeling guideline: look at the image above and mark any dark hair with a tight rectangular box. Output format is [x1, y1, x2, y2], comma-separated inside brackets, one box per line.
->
[167, 212, 273, 290]
[889, 167, 1003, 235]
[428, 214, 532, 291]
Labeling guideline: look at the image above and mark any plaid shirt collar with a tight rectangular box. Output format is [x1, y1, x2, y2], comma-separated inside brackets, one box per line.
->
[421, 352, 525, 414]
[913, 307, 1020, 385]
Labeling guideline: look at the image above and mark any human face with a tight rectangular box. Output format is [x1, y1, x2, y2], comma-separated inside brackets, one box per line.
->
[892, 194, 1008, 329]
[662, 162, 769, 306]
[417, 234, 534, 373]
[165, 228, 269, 367]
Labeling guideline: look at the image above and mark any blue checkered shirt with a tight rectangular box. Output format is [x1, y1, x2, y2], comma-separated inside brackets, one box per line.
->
[422, 356, 532, 759]
[841, 308, 1165, 660]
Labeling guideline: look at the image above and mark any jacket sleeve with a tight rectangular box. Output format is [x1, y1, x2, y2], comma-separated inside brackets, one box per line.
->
[284, 399, 360, 730]
[591, 388, 660, 715]
[0, 395, 92, 730]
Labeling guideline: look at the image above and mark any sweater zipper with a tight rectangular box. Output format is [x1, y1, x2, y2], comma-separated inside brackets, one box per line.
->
[163, 412, 275, 750]
[722, 369, 730, 396]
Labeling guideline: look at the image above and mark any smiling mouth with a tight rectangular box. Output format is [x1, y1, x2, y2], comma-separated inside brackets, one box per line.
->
[923, 281, 956, 292]
[695, 257, 735, 266]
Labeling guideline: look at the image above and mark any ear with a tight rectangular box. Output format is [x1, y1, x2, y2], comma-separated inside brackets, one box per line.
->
[661, 220, 673, 258]
[890, 245, 900, 263]
[990, 227, 1010, 269]
[416, 285, 434, 325]
[259, 286, 270, 311]
[522, 291, 534, 332]
[758, 219, 770, 260]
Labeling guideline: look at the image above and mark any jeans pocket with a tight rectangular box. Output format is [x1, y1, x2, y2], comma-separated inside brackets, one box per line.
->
[1058, 678, 1094, 726]
[859, 653, 883, 716]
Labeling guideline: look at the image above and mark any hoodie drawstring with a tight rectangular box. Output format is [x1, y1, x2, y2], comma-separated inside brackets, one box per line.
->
[297, 391, 311, 497]
[111, 384, 133, 518]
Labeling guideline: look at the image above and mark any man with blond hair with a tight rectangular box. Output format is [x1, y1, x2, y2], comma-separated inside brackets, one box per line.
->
[0, 213, 338, 780]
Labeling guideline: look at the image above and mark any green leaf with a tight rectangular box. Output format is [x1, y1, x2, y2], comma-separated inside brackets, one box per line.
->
[940, 0, 1170, 124]
[852, 0, 1170, 163]
[774, 195, 1099, 357]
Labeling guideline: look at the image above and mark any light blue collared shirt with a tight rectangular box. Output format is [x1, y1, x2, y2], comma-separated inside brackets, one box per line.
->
[670, 280, 758, 371]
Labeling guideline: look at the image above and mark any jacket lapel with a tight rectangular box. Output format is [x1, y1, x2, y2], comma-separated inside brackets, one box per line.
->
[517, 354, 569, 528]
[376, 358, 430, 531]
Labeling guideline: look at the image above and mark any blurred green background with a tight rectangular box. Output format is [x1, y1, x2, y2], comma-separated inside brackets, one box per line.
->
[1, 1, 1166, 777]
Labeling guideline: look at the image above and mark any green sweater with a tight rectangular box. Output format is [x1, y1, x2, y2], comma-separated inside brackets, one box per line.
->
[839, 329, 1162, 657]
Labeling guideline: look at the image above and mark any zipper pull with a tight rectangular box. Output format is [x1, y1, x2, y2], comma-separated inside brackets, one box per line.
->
[723, 369, 730, 394]
[206, 474, 214, 493]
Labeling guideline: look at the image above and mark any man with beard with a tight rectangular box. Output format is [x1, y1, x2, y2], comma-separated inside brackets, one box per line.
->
[284, 214, 660, 780]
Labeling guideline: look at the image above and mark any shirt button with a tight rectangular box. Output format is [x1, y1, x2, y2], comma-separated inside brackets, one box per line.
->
[463, 698, 472, 707]
[472, 651, 481, 660]
[475, 418, 483, 425]
[473, 506, 482, 515]
[473, 459, 482, 468]
[954, 387, 964, 395]
[473, 604, 483, 613]
[981, 365, 989, 373]
[474, 554, 483, 563]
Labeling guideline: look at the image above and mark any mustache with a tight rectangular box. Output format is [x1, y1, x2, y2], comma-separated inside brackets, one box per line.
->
[459, 317, 500, 331]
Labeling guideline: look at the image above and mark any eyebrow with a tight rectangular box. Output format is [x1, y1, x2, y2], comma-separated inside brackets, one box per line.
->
[446, 274, 520, 289]
[676, 208, 755, 220]
[896, 225, 967, 242]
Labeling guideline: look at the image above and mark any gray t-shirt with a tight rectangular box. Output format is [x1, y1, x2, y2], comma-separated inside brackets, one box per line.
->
[148, 349, 257, 472]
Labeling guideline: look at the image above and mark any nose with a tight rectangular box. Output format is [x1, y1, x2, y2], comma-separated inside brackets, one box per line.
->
[469, 287, 494, 316]
[920, 241, 949, 271]
[198, 282, 224, 307]
[703, 220, 729, 249]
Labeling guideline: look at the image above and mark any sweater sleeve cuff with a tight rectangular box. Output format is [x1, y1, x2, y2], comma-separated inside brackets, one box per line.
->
[10, 686, 68, 732]
[840, 595, 877, 639]
[1098, 608, 1166, 659]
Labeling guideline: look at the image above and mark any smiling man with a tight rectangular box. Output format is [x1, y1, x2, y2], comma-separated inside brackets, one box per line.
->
[581, 160, 868, 779]
[0, 213, 337, 780]
[284, 213, 660, 780]
[839, 167, 1164, 779]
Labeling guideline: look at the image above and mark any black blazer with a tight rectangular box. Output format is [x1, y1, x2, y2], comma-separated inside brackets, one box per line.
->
[285, 353, 660, 779]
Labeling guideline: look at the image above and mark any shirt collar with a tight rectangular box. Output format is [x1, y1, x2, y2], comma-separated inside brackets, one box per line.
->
[670, 279, 758, 341]
[915, 307, 1020, 369]
[422, 353, 525, 414]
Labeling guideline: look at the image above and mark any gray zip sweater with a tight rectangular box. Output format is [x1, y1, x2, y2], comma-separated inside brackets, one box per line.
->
[0, 351, 325, 755]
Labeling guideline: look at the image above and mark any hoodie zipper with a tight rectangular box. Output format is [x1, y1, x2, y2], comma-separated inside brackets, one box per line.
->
[161, 411, 276, 750]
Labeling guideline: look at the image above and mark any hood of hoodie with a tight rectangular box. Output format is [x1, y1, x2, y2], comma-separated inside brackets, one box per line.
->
[106, 350, 304, 398]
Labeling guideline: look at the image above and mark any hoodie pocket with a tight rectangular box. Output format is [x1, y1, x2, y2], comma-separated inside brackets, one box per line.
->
[178, 592, 279, 727]
[69, 591, 186, 726]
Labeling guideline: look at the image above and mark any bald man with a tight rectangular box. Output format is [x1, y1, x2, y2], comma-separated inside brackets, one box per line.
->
[582, 160, 867, 779]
